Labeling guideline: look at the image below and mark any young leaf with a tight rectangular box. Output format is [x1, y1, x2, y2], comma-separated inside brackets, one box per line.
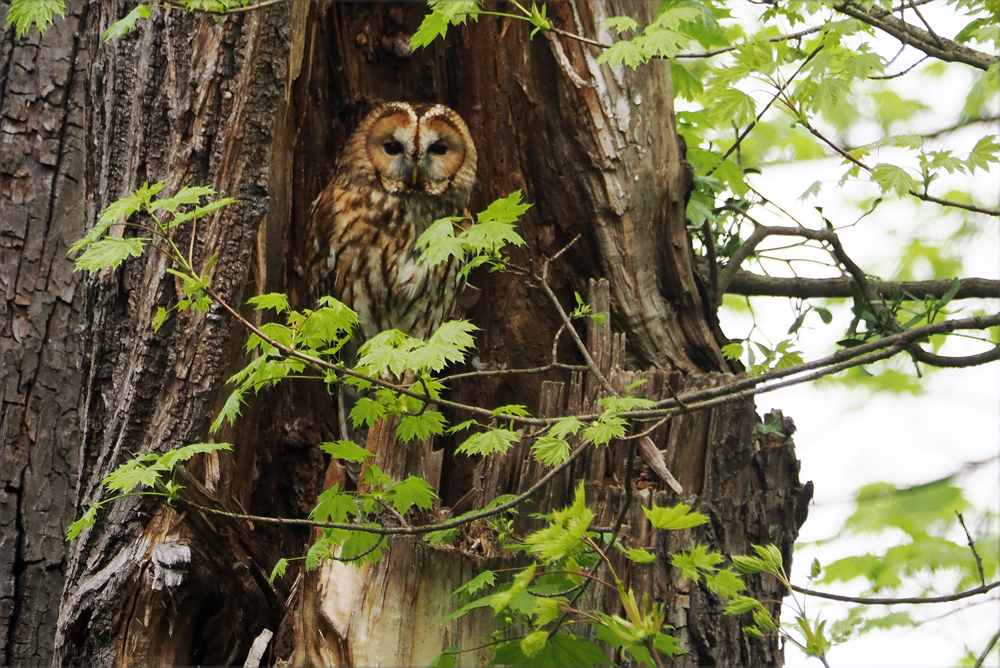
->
[210, 389, 245, 434]
[152, 307, 169, 332]
[428, 649, 458, 668]
[67, 504, 99, 541]
[165, 198, 237, 229]
[387, 476, 438, 515]
[456, 428, 520, 456]
[454, 570, 496, 597]
[6, 0, 66, 38]
[490, 633, 612, 667]
[520, 631, 548, 659]
[320, 440, 374, 463]
[582, 413, 627, 446]
[625, 547, 657, 563]
[491, 404, 530, 418]
[311, 484, 360, 523]
[532, 436, 571, 466]
[524, 483, 594, 562]
[407, 320, 478, 371]
[605, 16, 638, 33]
[490, 564, 537, 614]
[731, 554, 767, 574]
[74, 237, 147, 272]
[597, 40, 645, 69]
[157, 442, 232, 470]
[721, 342, 744, 360]
[349, 397, 385, 429]
[340, 526, 384, 565]
[644, 503, 709, 531]
[725, 595, 761, 616]
[247, 292, 291, 314]
[396, 411, 446, 443]
[705, 568, 747, 600]
[671, 543, 724, 582]
[411, 0, 480, 50]
[269, 558, 289, 583]
[549, 416, 584, 439]
[102, 4, 151, 41]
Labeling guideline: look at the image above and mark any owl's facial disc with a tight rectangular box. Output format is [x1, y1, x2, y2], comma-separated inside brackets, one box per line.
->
[417, 118, 467, 195]
[366, 112, 418, 192]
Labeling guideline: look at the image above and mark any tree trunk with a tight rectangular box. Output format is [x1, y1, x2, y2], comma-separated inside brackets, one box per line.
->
[0, 1, 810, 666]
[1, 2, 89, 665]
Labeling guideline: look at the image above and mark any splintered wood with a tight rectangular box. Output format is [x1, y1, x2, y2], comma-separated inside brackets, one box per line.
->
[478, 278, 685, 526]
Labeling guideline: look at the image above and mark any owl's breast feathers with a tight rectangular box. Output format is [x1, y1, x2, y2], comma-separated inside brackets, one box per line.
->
[307, 184, 469, 342]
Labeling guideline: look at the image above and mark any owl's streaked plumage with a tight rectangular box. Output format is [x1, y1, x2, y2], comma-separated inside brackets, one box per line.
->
[306, 102, 477, 343]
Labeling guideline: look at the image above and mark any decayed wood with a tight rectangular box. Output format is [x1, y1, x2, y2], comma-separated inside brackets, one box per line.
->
[0, 2, 90, 665]
[476, 279, 811, 664]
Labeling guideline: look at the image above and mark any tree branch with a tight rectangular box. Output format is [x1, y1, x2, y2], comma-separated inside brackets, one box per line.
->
[791, 580, 1000, 605]
[797, 120, 1000, 217]
[833, 1, 999, 71]
[724, 271, 1000, 301]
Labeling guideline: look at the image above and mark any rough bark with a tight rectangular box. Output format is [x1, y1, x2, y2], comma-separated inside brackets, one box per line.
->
[0, 2, 89, 665]
[0, 1, 811, 665]
[52, 3, 292, 665]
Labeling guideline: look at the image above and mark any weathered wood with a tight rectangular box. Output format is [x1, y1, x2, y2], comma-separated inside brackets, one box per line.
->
[0, 2, 90, 665]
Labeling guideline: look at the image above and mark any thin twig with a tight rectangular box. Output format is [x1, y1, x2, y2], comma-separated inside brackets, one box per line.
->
[183, 438, 596, 537]
[957, 512, 987, 586]
[800, 120, 1000, 217]
[527, 269, 619, 398]
[708, 44, 824, 177]
[790, 580, 1000, 605]
[161, 0, 286, 15]
[869, 55, 929, 79]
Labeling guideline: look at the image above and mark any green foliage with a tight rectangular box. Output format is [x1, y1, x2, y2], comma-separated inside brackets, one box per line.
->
[817, 478, 998, 593]
[102, 4, 151, 41]
[410, 0, 481, 50]
[67, 443, 231, 541]
[644, 503, 709, 531]
[6, 0, 65, 38]
[415, 190, 529, 278]
[456, 427, 520, 456]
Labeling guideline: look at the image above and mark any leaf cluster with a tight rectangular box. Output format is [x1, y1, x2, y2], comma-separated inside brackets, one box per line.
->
[67, 442, 232, 541]
[435, 485, 766, 667]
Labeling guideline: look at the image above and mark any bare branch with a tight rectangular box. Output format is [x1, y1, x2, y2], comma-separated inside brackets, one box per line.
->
[910, 192, 1000, 217]
[957, 512, 988, 586]
[908, 344, 1000, 368]
[833, 1, 999, 71]
[184, 437, 596, 537]
[724, 271, 1000, 301]
[920, 115, 1000, 140]
[869, 55, 929, 80]
[791, 580, 1000, 605]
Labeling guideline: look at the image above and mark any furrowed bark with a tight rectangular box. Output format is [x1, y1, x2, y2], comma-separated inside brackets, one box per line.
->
[0, 2, 89, 665]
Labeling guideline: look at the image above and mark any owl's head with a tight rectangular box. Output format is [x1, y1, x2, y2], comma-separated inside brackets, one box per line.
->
[344, 102, 477, 199]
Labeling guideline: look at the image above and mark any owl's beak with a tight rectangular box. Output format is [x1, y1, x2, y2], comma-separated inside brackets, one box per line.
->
[411, 167, 419, 186]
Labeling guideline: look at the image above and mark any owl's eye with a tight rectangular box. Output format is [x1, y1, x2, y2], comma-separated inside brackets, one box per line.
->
[427, 142, 449, 156]
[383, 141, 404, 156]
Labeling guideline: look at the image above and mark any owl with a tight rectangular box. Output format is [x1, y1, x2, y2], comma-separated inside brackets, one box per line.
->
[306, 102, 478, 346]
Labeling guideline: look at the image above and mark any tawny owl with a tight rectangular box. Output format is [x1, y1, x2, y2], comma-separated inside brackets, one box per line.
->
[306, 102, 478, 345]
